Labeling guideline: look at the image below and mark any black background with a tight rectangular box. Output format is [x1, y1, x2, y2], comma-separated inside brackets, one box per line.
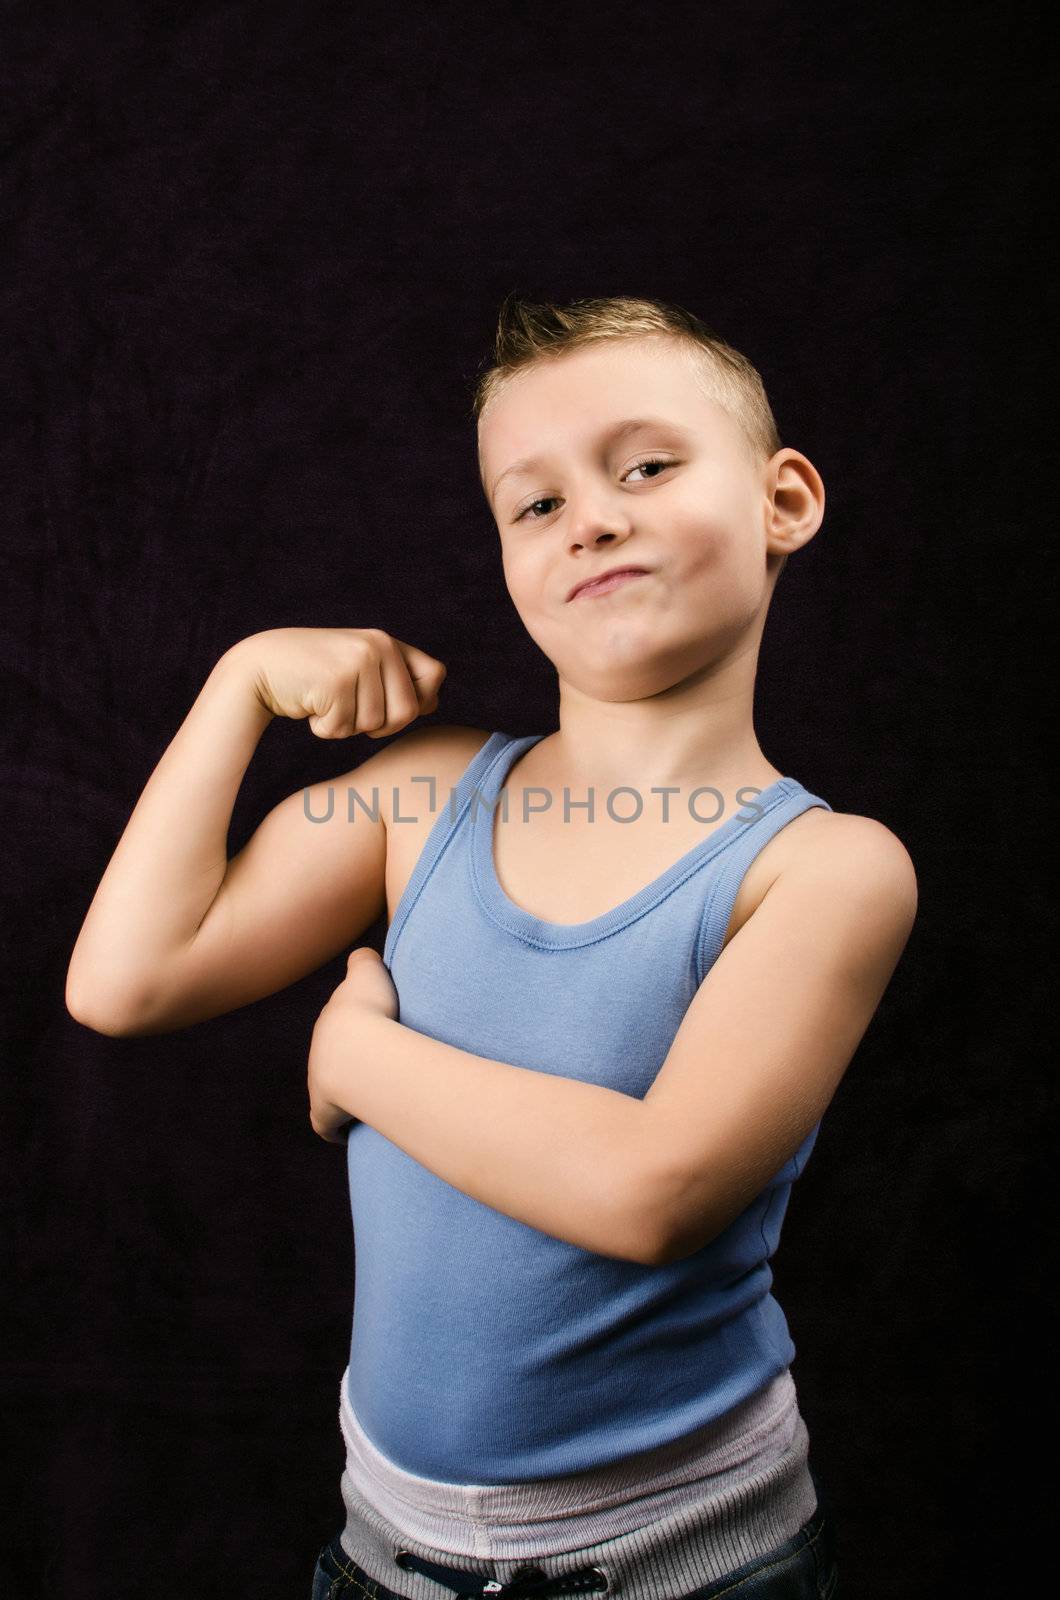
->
[0, 3, 1050, 1596]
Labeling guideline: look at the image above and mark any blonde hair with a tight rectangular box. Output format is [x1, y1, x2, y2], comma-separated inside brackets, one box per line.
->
[472, 292, 782, 469]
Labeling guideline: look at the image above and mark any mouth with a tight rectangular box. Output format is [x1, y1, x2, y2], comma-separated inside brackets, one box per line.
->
[567, 566, 650, 602]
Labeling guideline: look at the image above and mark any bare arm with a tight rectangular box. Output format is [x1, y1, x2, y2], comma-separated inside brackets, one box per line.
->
[643, 816, 918, 1262]
[66, 641, 276, 1033]
[309, 956, 652, 1261]
[65, 628, 446, 1036]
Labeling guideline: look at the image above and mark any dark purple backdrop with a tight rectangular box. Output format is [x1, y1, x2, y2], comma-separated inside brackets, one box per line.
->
[1, 4, 1048, 1597]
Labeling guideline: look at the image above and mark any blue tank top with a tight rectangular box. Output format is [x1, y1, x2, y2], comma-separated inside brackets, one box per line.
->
[344, 731, 833, 1484]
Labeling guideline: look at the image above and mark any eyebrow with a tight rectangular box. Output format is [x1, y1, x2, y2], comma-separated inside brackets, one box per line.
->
[490, 415, 692, 503]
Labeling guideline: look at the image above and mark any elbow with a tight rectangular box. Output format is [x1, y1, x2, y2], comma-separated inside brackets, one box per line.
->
[65, 990, 137, 1038]
[617, 1171, 681, 1268]
[653, 1200, 732, 1265]
[648, 1218, 712, 1267]
[626, 1162, 719, 1267]
[64, 967, 152, 1038]
[650, 1230, 694, 1267]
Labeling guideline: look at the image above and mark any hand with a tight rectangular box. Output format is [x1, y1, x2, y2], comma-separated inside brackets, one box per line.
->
[307, 948, 399, 1144]
[231, 626, 447, 740]
[321, 946, 400, 1023]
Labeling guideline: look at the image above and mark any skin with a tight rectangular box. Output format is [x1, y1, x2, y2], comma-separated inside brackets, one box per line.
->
[67, 324, 915, 1261]
[476, 333, 825, 804]
[302, 338, 915, 1263]
[312, 337, 829, 1144]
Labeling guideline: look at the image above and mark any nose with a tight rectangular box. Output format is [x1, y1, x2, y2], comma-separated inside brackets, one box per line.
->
[565, 492, 633, 552]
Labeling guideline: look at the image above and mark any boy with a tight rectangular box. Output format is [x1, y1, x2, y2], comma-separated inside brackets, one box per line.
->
[67, 295, 915, 1599]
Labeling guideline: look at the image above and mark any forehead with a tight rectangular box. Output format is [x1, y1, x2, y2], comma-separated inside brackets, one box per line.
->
[479, 338, 728, 502]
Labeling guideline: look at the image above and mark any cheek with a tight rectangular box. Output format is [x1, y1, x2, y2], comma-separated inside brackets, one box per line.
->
[502, 541, 548, 604]
[672, 517, 731, 583]
[674, 498, 758, 586]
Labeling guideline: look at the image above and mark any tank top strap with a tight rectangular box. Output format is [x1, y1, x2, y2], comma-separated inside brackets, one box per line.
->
[694, 779, 833, 985]
[383, 730, 516, 965]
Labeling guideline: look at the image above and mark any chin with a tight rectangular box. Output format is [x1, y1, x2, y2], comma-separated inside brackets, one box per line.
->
[562, 659, 687, 701]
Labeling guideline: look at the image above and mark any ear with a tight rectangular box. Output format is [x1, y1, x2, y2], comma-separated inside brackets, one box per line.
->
[763, 449, 825, 561]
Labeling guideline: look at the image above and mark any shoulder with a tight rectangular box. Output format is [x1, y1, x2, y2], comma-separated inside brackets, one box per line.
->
[731, 805, 917, 956]
[795, 810, 917, 895]
[375, 722, 494, 766]
[778, 809, 919, 951]
[368, 724, 495, 829]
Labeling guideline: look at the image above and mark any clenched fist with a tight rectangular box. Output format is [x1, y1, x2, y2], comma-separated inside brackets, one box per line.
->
[307, 948, 400, 1144]
[239, 626, 447, 740]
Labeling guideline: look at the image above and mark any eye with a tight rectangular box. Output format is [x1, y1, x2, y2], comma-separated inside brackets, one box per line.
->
[623, 454, 674, 484]
[512, 456, 676, 523]
[514, 495, 560, 524]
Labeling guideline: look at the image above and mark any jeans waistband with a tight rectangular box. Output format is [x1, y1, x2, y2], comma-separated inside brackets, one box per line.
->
[394, 1548, 610, 1597]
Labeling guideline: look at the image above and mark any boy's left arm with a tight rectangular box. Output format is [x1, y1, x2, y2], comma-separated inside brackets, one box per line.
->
[309, 816, 916, 1265]
[642, 814, 918, 1262]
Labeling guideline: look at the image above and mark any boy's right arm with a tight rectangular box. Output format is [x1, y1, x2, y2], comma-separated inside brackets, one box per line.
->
[65, 627, 447, 1036]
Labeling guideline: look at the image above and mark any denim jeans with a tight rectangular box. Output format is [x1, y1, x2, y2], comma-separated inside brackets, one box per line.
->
[310, 1466, 841, 1600]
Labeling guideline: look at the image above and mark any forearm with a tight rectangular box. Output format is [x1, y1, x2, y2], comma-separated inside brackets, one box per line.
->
[320, 1012, 661, 1262]
[66, 639, 274, 1015]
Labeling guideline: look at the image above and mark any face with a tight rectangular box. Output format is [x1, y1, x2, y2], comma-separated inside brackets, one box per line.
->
[478, 336, 796, 703]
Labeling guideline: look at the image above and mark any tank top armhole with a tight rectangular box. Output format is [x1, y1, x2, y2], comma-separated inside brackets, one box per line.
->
[383, 730, 511, 965]
[693, 787, 834, 987]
